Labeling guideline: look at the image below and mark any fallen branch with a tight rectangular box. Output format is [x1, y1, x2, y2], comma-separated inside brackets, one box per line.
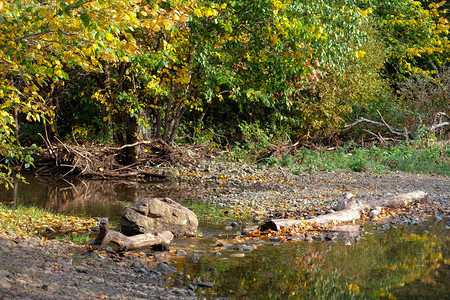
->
[89, 218, 173, 252]
[343, 111, 410, 139]
[259, 191, 428, 232]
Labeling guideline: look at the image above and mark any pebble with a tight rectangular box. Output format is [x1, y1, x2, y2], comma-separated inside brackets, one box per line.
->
[188, 253, 200, 263]
[230, 253, 245, 258]
[152, 263, 177, 275]
[196, 281, 214, 289]
[232, 245, 254, 252]
[173, 279, 184, 287]
[175, 249, 187, 257]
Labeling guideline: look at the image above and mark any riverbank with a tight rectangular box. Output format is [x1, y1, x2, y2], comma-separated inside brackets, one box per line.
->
[177, 160, 449, 225]
[0, 229, 196, 299]
[0, 159, 449, 299]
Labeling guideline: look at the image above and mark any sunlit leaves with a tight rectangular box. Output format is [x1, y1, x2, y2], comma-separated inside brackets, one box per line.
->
[0, 204, 96, 237]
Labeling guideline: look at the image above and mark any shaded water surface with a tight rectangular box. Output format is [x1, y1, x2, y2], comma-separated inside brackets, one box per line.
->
[0, 176, 448, 299]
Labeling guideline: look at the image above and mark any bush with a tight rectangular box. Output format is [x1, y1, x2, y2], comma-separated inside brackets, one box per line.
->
[397, 64, 450, 138]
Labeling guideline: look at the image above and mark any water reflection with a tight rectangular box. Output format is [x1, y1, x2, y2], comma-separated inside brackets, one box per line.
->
[1, 175, 448, 299]
[171, 221, 449, 299]
[0, 174, 189, 223]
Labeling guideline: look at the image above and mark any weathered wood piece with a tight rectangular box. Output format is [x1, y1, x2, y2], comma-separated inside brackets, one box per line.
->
[259, 191, 428, 232]
[89, 218, 173, 252]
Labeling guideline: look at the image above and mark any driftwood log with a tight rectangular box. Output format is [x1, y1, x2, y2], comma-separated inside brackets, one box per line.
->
[89, 218, 174, 251]
[259, 191, 428, 232]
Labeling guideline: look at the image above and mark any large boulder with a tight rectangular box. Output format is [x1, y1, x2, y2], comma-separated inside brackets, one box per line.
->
[121, 197, 198, 237]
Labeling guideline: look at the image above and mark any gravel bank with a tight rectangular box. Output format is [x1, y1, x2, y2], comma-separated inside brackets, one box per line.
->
[179, 160, 450, 220]
[0, 231, 196, 300]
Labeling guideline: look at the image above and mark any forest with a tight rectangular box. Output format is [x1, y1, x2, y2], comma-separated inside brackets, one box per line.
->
[0, 0, 449, 186]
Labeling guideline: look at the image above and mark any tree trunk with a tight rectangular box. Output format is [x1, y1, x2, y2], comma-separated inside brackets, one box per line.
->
[89, 218, 174, 252]
[259, 191, 428, 232]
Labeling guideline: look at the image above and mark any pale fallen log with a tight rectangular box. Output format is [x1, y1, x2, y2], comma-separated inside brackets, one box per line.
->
[88, 218, 173, 251]
[259, 191, 428, 232]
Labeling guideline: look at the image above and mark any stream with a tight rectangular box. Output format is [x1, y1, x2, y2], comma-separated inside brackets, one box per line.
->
[1, 176, 448, 299]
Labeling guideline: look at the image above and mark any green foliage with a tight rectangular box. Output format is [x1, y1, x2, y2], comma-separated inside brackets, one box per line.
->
[1, 0, 449, 184]
[374, 0, 449, 77]
[238, 121, 272, 153]
[293, 141, 449, 176]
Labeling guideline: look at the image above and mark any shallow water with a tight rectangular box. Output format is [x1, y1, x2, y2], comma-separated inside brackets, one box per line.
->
[1, 176, 448, 299]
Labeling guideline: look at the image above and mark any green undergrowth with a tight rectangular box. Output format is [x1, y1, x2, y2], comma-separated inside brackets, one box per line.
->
[184, 202, 243, 225]
[293, 143, 450, 176]
[225, 140, 450, 176]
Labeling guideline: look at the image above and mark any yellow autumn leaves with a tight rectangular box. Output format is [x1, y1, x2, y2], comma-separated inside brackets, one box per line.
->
[0, 204, 96, 237]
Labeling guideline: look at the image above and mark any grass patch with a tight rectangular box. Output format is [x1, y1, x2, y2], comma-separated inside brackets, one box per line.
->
[222, 139, 449, 176]
[184, 202, 243, 224]
[293, 142, 449, 176]
[0, 203, 96, 241]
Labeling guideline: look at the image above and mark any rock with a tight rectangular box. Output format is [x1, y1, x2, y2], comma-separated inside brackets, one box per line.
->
[121, 197, 198, 237]
[0, 279, 12, 289]
[173, 279, 184, 287]
[188, 254, 200, 263]
[175, 249, 187, 257]
[152, 262, 177, 275]
[232, 245, 254, 252]
[215, 242, 232, 248]
[196, 281, 214, 289]
[230, 222, 239, 228]
[325, 232, 338, 241]
[312, 234, 325, 242]
[230, 253, 245, 258]
[90, 276, 104, 284]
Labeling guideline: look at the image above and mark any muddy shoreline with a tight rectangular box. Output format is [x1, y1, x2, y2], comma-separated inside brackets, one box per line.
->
[1, 161, 449, 299]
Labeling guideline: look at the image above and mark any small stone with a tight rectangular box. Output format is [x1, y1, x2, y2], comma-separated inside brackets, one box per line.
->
[312, 234, 325, 242]
[188, 253, 200, 263]
[196, 281, 214, 289]
[325, 232, 338, 241]
[230, 253, 245, 258]
[216, 242, 232, 248]
[173, 279, 184, 287]
[230, 222, 239, 228]
[187, 284, 195, 290]
[0, 270, 11, 277]
[75, 266, 88, 273]
[0, 279, 12, 289]
[232, 245, 254, 252]
[175, 249, 187, 257]
[105, 246, 114, 254]
[90, 276, 104, 284]
[152, 262, 177, 275]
